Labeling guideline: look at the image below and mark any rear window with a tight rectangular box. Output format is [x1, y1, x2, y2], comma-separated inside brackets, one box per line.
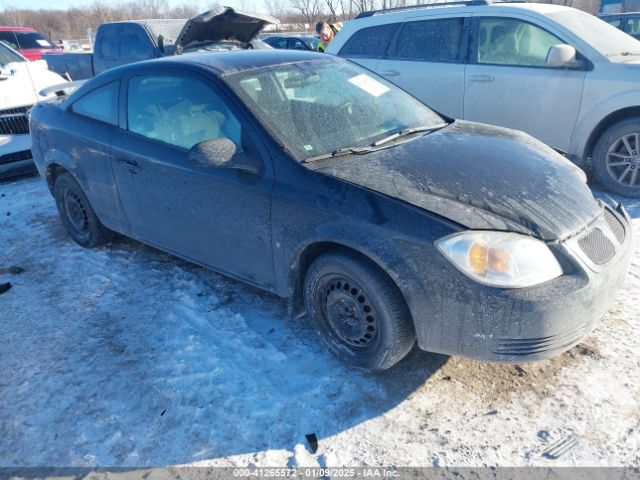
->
[0, 31, 56, 50]
[71, 82, 119, 126]
[391, 18, 465, 62]
[338, 23, 399, 58]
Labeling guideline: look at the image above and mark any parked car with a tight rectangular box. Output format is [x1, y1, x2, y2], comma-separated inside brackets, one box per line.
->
[29, 51, 632, 371]
[0, 41, 66, 178]
[327, 0, 640, 197]
[0, 27, 61, 60]
[263, 35, 320, 51]
[600, 12, 640, 40]
[43, 7, 277, 81]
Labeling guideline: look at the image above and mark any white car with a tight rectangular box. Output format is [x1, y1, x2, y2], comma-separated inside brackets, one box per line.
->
[0, 41, 66, 178]
[327, 0, 640, 197]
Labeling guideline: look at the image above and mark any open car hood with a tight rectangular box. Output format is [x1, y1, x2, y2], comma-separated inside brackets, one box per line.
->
[176, 6, 279, 49]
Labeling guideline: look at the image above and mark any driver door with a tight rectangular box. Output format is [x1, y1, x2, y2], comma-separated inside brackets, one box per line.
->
[111, 70, 276, 289]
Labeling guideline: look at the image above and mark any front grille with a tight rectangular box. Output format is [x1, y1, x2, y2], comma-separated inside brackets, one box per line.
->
[604, 209, 625, 244]
[0, 104, 32, 135]
[0, 149, 33, 166]
[578, 227, 616, 265]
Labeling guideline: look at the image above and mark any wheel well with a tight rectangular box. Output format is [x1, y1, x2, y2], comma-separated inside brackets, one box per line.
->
[584, 107, 640, 160]
[45, 164, 69, 193]
[288, 241, 407, 319]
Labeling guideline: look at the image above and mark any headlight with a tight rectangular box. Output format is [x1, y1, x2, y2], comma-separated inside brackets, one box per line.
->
[436, 231, 563, 288]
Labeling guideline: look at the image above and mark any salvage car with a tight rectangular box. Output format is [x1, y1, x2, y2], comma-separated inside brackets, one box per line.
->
[29, 51, 633, 371]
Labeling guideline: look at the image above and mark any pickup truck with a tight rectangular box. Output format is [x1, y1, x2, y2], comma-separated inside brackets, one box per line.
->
[44, 7, 277, 80]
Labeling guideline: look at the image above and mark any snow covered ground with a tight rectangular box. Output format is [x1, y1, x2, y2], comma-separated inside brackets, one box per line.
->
[0, 174, 639, 468]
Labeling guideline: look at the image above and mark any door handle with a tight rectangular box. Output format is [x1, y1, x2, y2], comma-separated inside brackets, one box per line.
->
[117, 158, 140, 174]
[469, 75, 495, 82]
[380, 70, 400, 77]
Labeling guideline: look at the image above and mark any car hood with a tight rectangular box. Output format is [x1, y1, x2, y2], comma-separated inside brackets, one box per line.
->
[0, 60, 66, 106]
[309, 121, 601, 241]
[176, 6, 279, 49]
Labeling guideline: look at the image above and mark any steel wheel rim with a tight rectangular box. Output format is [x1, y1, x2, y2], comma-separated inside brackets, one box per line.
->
[63, 189, 90, 241]
[606, 133, 640, 187]
[318, 274, 379, 351]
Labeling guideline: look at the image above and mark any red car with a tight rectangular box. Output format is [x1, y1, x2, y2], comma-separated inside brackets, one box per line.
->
[0, 27, 61, 60]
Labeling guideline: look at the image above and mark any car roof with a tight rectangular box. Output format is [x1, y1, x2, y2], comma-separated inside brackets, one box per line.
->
[0, 27, 37, 32]
[355, 0, 575, 19]
[600, 12, 640, 17]
[102, 19, 186, 27]
[141, 49, 327, 75]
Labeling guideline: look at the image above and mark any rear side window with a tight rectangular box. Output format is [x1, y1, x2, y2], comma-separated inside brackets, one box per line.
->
[338, 23, 399, 58]
[391, 17, 465, 62]
[71, 82, 119, 126]
[476, 18, 563, 67]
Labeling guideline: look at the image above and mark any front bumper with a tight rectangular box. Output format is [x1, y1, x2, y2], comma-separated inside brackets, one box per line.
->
[0, 134, 35, 179]
[407, 201, 633, 363]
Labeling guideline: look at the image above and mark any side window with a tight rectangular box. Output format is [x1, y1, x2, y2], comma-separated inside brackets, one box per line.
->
[626, 18, 640, 35]
[476, 18, 564, 67]
[338, 23, 399, 58]
[605, 18, 622, 28]
[127, 74, 242, 150]
[289, 39, 307, 50]
[120, 25, 154, 60]
[391, 17, 464, 62]
[71, 82, 119, 126]
[97, 27, 119, 59]
[271, 38, 288, 49]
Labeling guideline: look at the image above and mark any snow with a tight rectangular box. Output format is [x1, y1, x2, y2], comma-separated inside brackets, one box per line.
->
[0, 175, 639, 468]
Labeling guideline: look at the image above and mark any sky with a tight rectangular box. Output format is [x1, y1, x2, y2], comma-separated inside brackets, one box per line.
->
[1, 0, 269, 13]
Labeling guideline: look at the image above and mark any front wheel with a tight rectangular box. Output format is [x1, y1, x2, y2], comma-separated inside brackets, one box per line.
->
[592, 119, 640, 197]
[303, 251, 415, 372]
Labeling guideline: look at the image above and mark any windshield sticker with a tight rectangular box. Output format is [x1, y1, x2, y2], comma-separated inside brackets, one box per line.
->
[36, 39, 51, 47]
[303, 145, 314, 151]
[348, 74, 390, 97]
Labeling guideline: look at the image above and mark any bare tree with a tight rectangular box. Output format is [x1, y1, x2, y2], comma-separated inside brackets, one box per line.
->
[290, 0, 323, 26]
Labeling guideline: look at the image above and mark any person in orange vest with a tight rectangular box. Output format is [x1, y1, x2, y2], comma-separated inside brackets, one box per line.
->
[316, 21, 342, 52]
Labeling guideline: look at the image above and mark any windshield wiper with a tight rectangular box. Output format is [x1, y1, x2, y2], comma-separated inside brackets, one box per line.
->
[302, 146, 374, 164]
[372, 122, 450, 147]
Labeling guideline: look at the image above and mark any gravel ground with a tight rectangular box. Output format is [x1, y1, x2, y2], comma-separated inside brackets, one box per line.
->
[0, 174, 639, 468]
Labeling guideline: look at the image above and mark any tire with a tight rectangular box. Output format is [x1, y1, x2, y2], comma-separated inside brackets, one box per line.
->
[303, 251, 415, 372]
[592, 119, 640, 197]
[53, 173, 114, 247]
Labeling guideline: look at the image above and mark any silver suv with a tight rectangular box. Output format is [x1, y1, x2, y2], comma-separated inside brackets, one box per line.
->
[327, 0, 640, 197]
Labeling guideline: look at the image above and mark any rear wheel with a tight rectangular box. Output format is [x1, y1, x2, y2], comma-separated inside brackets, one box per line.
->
[592, 119, 640, 197]
[53, 173, 113, 247]
[303, 251, 415, 371]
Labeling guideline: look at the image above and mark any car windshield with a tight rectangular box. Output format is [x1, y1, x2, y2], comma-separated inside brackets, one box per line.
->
[146, 20, 185, 47]
[226, 58, 445, 161]
[548, 9, 640, 57]
[0, 41, 25, 67]
[0, 31, 56, 50]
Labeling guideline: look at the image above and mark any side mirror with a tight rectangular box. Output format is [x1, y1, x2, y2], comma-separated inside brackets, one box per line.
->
[546, 44, 579, 68]
[188, 138, 261, 175]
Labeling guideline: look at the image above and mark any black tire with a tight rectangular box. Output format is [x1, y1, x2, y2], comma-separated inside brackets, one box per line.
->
[53, 173, 114, 247]
[303, 251, 415, 372]
[592, 119, 640, 197]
